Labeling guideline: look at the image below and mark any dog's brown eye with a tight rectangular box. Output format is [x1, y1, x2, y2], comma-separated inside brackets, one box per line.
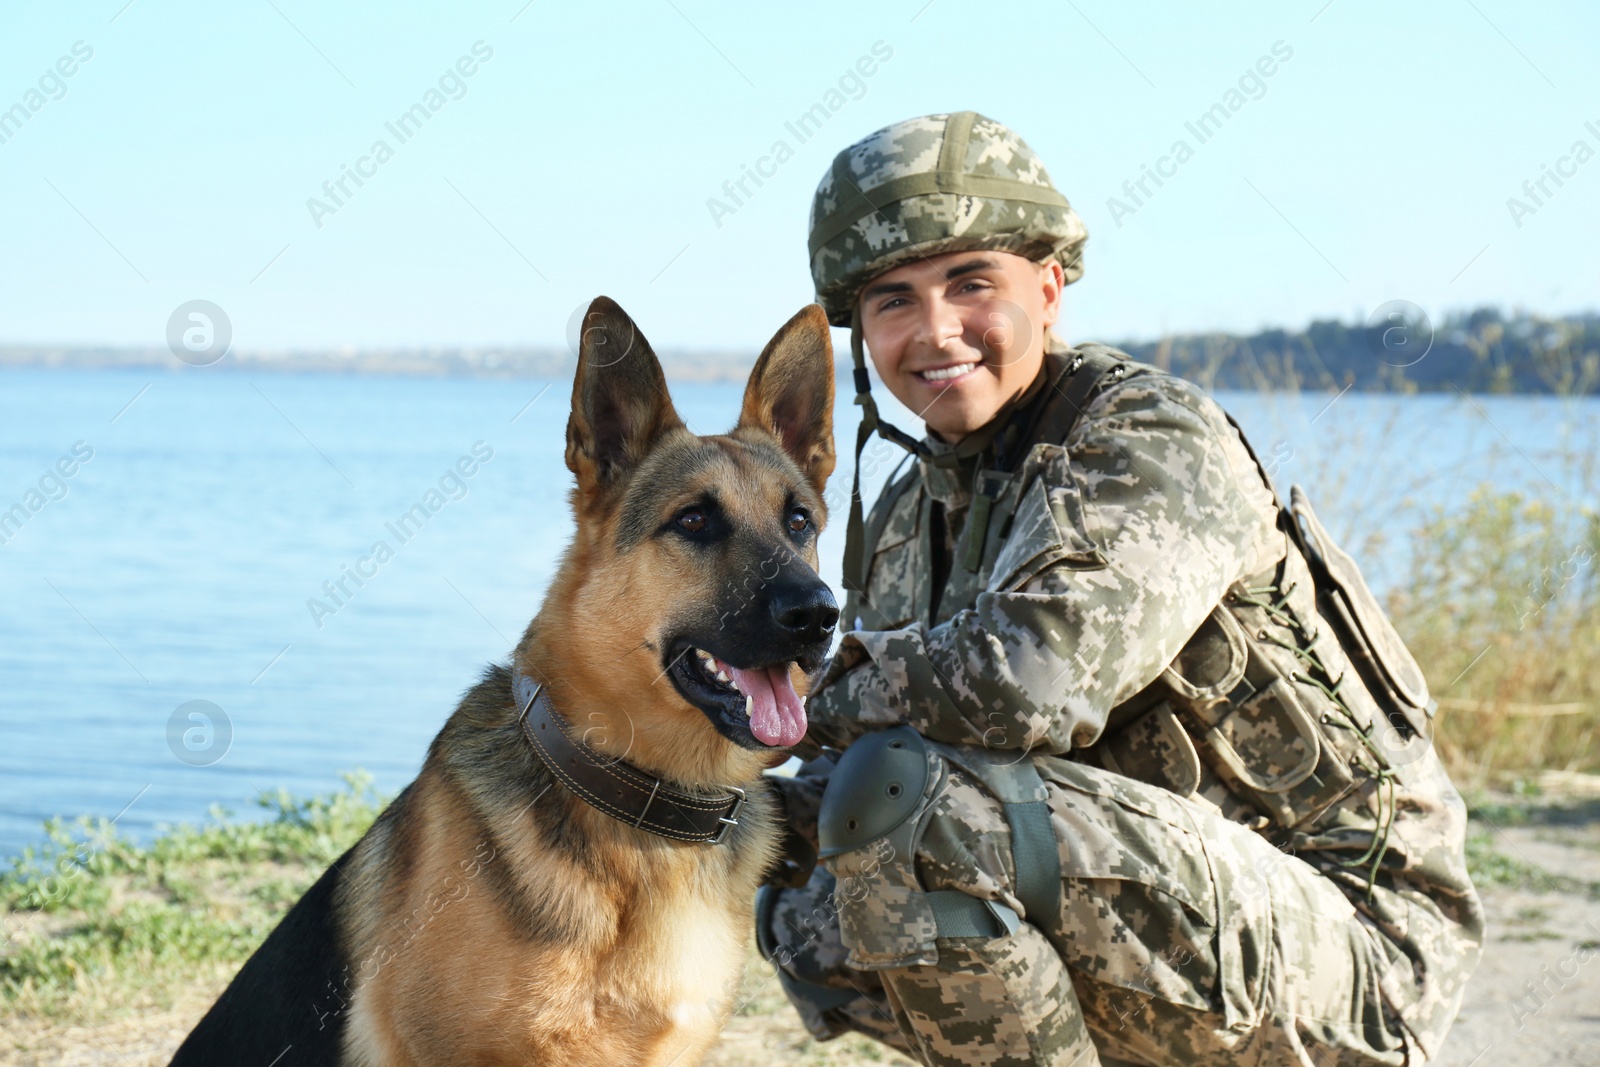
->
[787, 510, 809, 533]
[678, 509, 706, 533]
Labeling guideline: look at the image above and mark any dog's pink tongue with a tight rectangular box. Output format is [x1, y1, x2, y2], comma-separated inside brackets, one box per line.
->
[727, 665, 807, 747]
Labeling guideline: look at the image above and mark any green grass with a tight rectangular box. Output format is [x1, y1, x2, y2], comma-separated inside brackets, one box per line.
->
[1, 772, 915, 1065]
[0, 772, 386, 1021]
[1463, 822, 1600, 900]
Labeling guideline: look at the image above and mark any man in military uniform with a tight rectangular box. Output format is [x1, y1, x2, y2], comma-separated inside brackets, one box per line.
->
[757, 112, 1483, 1066]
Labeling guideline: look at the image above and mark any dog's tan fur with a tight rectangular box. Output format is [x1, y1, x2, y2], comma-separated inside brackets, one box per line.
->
[321, 300, 833, 1066]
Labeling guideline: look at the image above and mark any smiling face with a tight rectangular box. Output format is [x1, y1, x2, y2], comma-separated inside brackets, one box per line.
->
[859, 249, 1065, 442]
[531, 299, 837, 781]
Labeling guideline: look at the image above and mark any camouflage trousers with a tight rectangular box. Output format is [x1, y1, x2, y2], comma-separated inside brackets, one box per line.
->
[760, 753, 1413, 1067]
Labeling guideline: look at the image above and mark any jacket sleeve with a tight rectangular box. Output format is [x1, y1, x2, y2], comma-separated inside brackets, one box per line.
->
[806, 373, 1282, 753]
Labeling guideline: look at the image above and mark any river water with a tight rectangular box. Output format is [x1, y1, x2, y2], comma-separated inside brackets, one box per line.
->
[1, 367, 1593, 859]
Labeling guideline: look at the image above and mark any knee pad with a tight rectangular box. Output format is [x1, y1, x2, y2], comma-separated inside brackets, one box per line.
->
[817, 725, 930, 859]
[816, 726, 1019, 970]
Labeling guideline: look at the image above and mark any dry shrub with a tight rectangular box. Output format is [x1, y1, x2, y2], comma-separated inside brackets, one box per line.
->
[1386, 487, 1600, 786]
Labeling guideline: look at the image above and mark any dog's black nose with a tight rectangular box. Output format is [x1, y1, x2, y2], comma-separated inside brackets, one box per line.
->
[770, 582, 840, 640]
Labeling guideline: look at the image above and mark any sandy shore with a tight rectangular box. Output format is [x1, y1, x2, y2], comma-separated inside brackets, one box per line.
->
[1429, 801, 1600, 1066]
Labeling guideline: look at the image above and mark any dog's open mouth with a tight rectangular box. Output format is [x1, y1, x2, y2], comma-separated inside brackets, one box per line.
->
[666, 643, 818, 749]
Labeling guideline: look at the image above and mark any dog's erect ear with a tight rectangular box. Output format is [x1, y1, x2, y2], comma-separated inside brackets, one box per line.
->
[737, 304, 836, 496]
[566, 297, 683, 493]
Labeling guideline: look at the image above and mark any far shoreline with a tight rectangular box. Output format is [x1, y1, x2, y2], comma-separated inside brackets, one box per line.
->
[2, 353, 1596, 394]
[4, 303, 1596, 393]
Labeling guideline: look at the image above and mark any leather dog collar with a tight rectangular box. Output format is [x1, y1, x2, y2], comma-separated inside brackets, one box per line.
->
[512, 670, 747, 845]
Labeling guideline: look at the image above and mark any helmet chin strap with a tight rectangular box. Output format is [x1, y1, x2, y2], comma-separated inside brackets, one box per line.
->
[842, 305, 925, 593]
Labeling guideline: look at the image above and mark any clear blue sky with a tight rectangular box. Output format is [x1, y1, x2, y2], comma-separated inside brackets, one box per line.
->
[1, 0, 1595, 351]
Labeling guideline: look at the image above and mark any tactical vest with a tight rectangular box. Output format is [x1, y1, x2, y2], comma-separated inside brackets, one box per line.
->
[846, 346, 1438, 857]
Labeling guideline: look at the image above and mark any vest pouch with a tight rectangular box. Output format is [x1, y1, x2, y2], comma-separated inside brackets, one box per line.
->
[1205, 678, 1322, 795]
[1099, 700, 1203, 798]
[1196, 672, 1358, 831]
[1160, 604, 1250, 721]
[1288, 486, 1434, 738]
[1162, 604, 1359, 830]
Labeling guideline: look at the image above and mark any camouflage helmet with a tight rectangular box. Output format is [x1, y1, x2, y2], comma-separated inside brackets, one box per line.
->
[808, 111, 1088, 326]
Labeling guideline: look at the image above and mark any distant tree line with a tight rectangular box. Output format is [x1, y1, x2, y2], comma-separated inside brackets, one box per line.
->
[1114, 307, 1600, 394]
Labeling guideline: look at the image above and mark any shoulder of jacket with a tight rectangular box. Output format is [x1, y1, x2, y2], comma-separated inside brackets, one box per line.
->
[1070, 340, 1137, 364]
[1065, 349, 1222, 430]
[1062, 356, 1270, 501]
[1009, 350, 1236, 485]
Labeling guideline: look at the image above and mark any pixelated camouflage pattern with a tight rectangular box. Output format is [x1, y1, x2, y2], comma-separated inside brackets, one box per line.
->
[771, 753, 1417, 1065]
[778, 341, 1483, 1062]
[765, 867, 911, 1051]
[887, 924, 1093, 1067]
[809, 113, 1089, 326]
[813, 344, 1284, 755]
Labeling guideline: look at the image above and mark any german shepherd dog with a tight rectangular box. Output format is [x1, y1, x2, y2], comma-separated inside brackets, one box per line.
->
[169, 298, 838, 1066]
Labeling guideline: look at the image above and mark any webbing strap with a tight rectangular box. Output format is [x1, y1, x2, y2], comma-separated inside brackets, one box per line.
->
[960, 488, 995, 573]
[808, 171, 1072, 256]
[926, 890, 1019, 939]
[842, 399, 879, 593]
[935, 110, 976, 180]
[842, 307, 929, 592]
[936, 746, 1064, 937]
[1004, 800, 1062, 935]
[1031, 346, 1128, 449]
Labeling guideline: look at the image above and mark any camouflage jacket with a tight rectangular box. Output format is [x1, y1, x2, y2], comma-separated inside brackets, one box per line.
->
[805, 340, 1484, 1056]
